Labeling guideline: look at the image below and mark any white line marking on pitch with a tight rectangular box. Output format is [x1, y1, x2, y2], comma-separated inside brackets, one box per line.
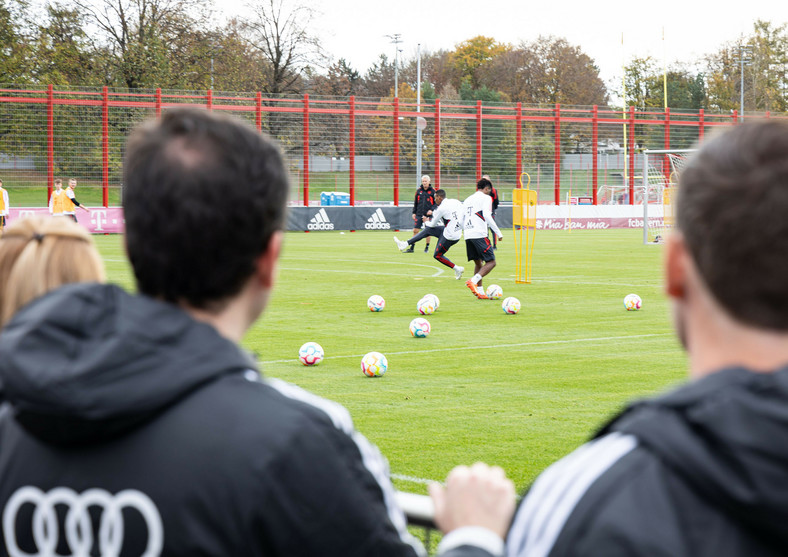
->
[258, 333, 672, 365]
[282, 258, 446, 277]
[279, 265, 445, 278]
[391, 473, 437, 485]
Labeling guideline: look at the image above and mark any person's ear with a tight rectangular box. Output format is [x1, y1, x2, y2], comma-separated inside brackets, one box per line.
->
[256, 231, 283, 290]
[665, 232, 688, 299]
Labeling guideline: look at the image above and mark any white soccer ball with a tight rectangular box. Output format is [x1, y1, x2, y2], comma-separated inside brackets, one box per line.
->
[367, 295, 385, 312]
[409, 317, 431, 338]
[361, 351, 388, 377]
[502, 297, 521, 315]
[417, 297, 435, 315]
[298, 342, 324, 366]
[486, 284, 503, 300]
[624, 293, 642, 311]
[424, 293, 440, 309]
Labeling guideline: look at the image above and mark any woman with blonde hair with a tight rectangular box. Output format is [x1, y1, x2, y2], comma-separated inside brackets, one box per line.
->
[0, 216, 104, 326]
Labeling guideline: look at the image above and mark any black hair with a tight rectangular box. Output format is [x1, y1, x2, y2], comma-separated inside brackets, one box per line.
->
[123, 108, 289, 309]
[477, 178, 492, 190]
[435, 189, 446, 198]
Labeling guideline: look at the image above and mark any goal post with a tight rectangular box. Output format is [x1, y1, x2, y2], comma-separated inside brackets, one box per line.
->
[641, 149, 697, 244]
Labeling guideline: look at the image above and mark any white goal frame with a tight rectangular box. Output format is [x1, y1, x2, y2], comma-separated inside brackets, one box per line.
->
[641, 149, 697, 244]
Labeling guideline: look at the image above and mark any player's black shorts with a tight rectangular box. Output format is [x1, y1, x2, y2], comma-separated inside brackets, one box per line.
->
[434, 236, 458, 256]
[466, 237, 495, 262]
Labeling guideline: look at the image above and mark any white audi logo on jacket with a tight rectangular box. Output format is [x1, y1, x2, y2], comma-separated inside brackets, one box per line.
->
[3, 486, 163, 557]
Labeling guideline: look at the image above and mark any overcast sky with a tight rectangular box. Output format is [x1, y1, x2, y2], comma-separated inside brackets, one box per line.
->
[222, 0, 785, 93]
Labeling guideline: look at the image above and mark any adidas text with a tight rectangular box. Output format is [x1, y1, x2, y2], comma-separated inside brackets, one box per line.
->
[365, 208, 391, 230]
[308, 209, 335, 230]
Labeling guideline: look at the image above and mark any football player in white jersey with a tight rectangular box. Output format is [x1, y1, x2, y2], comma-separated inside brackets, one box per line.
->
[395, 190, 465, 279]
[462, 178, 502, 299]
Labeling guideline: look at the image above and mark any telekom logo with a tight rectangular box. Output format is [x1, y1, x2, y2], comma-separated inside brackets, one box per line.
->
[91, 210, 108, 232]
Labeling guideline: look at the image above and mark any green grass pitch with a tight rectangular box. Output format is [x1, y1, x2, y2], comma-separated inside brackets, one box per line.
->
[96, 228, 687, 498]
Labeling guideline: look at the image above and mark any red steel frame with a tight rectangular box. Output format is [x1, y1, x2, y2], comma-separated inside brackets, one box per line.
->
[0, 86, 763, 208]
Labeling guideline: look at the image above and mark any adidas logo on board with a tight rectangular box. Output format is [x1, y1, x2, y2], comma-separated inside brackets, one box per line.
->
[308, 208, 335, 230]
[365, 208, 391, 230]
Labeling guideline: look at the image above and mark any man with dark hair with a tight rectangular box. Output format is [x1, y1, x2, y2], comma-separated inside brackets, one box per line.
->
[410, 174, 436, 253]
[396, 189, 465, 279]
[481, 175, 499, 250]
[463, 178, 502, 299]
[0, 108, 426, 557]
[430, 119, 788, 556]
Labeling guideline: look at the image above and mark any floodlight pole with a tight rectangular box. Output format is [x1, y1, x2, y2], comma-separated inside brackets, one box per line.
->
[416, 43, 422, 181]
[387, 34, 402, 97]
[739, 45, 752, 118]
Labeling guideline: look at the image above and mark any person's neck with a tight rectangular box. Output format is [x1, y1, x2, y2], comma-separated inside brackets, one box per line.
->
[686, 303, 788, 379]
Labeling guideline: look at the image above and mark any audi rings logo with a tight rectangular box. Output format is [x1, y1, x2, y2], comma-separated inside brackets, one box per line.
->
[3, 486, 163, 557]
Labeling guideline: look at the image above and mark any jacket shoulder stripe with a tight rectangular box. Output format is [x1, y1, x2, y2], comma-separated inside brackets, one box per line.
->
[507, 432, 638, 557]
[264, 377, 425, 556]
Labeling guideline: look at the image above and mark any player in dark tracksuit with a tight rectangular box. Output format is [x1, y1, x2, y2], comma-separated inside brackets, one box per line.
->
[410, 175, 436, 253]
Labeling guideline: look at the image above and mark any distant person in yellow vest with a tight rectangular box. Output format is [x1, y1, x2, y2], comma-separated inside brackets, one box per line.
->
[64, 179, 90, 223]
[0, 179, 9, 235]
[49, 179, 68, 216]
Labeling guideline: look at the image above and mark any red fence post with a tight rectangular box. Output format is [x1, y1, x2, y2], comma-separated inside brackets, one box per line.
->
[393, 97, 400, 206]
[732, 109, 738, 124]
[206, 89, 213, 111]
[255, 92, 262, 132]
[303, 94, 310, 207]
[434, 98, 441, 189]
[592, 105, 598, 205]
[554, 103, 561, 205]
[155, 88, 162, 118]
[516, 102, 523, 186]
[628, 106, 636, 205]
[349, 96, 356, 206]
[47, 84, 54, 201]
[698, 108, 705, 141]
[476, 100, 483, 181]
[102, 86, 109, 207]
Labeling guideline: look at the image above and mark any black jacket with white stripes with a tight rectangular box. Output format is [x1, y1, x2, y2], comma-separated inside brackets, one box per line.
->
[0, 283, 425, 557]
[440, 366, 788, 557]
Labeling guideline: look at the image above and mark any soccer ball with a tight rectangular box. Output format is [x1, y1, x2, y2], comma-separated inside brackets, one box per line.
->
[502, 297, 521, 315]
[298, 342, 324, 366]
[361, 351, 388, 377]
[367, 295, 385, 312]
[417, 297, 435, 315]
[486, 284, 503, 299]
[424, 293, 440, 309]
[624, 293, 642, 311]
[409, 317, 431, 338]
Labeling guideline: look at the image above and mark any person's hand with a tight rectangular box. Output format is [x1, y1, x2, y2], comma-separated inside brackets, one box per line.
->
[428, 462, 516, 538]
[497, 236, 503, 243]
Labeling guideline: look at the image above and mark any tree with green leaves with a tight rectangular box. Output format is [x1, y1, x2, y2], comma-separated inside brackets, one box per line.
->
[71, 0, 211, 88]
[33, 4, 95, 85]
[0, 0, 31, 83]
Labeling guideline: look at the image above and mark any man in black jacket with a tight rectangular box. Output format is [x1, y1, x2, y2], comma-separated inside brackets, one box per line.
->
[431, 119, 788, 556]
[0, 109, 425, 557]
[410, 175, 436, 253]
